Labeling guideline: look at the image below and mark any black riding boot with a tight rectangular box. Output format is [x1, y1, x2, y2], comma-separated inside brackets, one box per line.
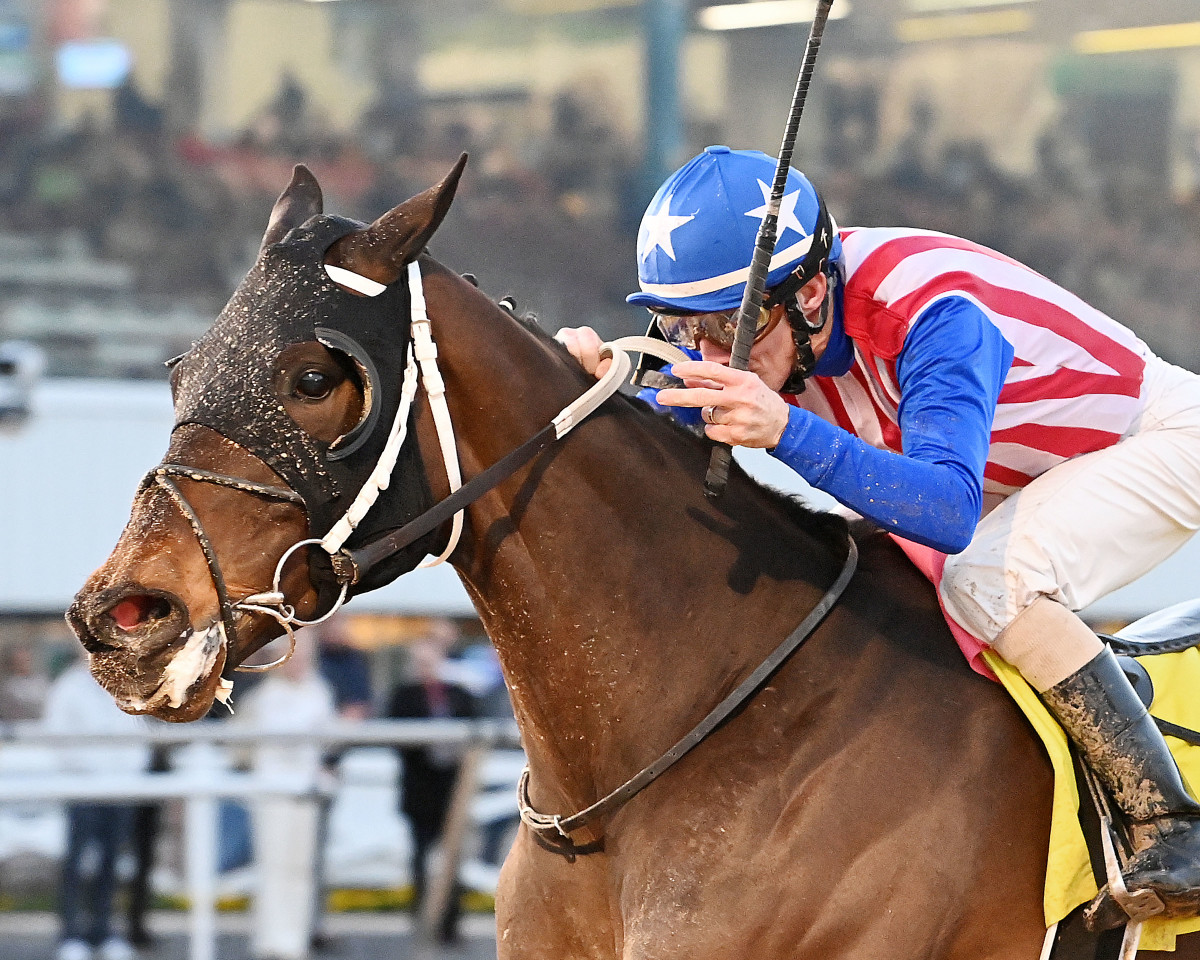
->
[1040, 646, 1200, 929]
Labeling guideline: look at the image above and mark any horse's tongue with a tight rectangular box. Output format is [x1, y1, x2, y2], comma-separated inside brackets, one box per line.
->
[110, 597, 150, 631]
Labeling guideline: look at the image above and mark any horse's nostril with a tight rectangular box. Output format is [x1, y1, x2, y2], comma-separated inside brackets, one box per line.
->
[109, 595, 175, 631]
[148, 597, 173, 621]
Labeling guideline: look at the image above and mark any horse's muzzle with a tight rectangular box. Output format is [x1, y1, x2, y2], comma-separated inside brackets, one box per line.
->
[66, 583, 224, 722]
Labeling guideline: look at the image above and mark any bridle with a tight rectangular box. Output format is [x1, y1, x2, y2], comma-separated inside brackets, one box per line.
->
[146, 260, 686, 688]
[144, 260, 458, 679]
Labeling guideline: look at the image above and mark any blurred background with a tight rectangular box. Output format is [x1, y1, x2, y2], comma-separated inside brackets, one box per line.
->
[2, 0, 1200, 957]
[1, 0, 1199, 379]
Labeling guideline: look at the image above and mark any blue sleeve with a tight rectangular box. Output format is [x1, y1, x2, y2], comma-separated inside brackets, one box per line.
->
[636, 347, 704, 428]
[769, 296, 1013, 553]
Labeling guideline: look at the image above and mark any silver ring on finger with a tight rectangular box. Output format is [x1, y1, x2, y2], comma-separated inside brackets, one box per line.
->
[702, 405, 718, 425]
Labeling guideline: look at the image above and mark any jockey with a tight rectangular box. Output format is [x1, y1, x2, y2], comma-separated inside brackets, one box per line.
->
[556, 145, 1200, 927]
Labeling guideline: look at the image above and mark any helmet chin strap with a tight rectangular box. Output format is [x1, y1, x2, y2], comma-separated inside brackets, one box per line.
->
[780, 267, 836, 394]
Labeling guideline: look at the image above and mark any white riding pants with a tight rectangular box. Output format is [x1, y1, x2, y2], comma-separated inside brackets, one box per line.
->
[940, 356, 1200, 655]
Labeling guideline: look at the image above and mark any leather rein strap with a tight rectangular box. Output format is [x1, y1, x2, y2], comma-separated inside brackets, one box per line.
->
[517, 535, 859, 859]
[332, 334, 686, 586]
[337, 421, 558, 581]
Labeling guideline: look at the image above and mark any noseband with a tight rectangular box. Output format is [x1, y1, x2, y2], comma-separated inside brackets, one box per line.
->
[140, 464, 315, 678]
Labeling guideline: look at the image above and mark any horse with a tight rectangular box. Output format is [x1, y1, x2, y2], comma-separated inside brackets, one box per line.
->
[66, 159, 1199, 959]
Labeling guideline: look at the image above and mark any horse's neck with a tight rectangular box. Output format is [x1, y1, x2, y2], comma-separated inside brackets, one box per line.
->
[417, 266, 846, 815]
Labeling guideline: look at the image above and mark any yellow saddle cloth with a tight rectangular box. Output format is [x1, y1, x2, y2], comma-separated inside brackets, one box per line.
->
[986, 648, 1200, 952]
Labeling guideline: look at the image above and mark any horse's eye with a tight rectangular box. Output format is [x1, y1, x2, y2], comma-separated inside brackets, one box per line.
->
[294, 370, 335, 400]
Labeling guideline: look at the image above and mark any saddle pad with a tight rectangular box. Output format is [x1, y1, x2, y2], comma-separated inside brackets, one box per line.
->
[986, 648, 1200, 951]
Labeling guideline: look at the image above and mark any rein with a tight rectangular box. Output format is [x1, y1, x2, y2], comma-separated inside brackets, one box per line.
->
[516, 536, 858, 859]
[331, 330, 687, 581]
[325, 264, 687, 584]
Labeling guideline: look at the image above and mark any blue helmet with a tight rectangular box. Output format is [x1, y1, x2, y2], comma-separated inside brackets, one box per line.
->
[628, 145, 841, 313]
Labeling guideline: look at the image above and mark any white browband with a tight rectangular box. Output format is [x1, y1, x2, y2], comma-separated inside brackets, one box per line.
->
[324, 263, 387, 297]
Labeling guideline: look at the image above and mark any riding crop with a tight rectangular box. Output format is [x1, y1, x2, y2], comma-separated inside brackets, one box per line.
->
[705, 0, 836, 498]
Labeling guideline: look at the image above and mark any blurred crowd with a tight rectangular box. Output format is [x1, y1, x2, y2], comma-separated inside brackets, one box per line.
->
[821, 97, 1200, 369]
[0, 74, 635, 313]
[0, 617, 512, 960]
[3, 72, 1200, 370]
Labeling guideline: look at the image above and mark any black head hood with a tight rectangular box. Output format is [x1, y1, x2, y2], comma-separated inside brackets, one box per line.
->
[172, 214, 439, 594]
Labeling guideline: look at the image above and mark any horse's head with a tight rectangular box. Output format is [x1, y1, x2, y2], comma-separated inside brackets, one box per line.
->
[68, 156, 468, 721]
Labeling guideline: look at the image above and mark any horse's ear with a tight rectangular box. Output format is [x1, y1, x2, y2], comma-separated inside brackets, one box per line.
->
[325, 153, 467, 287]
[260, 165, 324, 254]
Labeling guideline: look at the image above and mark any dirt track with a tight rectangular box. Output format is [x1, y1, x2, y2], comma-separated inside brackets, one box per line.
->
[0, 910, 498, 960]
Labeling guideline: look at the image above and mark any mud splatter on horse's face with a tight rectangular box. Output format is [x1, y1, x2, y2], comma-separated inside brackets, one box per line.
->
[67, 424, 312, 721]
[67, 158, 467, 721]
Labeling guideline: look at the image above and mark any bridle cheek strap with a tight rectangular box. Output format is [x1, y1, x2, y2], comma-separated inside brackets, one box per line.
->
[319, 260, 464, 562]
[337, 333, 688, 583]
[407, 263, 464, 568]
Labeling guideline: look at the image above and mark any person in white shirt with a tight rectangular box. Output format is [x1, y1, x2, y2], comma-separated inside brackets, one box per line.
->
[235, 638, 337, 960]
[42, 655, 149, 960]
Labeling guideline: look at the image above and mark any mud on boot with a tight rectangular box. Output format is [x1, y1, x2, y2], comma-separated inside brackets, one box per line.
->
[1085, 813, 1200, 929]
[1039, 647, 1200, 930]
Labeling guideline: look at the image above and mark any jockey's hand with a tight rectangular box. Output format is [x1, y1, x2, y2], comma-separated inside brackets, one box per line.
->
[554, 326, 612, 379]
[656, 360, 790, 449]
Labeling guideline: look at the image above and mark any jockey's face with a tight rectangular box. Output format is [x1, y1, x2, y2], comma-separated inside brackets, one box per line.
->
[697, 273, 830, 392]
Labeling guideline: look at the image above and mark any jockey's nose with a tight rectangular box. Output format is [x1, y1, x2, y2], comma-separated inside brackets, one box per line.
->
[698, 338, 732, 363]
[68, 584, 190, 655]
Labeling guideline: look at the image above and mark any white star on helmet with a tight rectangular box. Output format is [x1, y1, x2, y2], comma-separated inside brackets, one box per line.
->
[638, 194, 695, 262]
[745, 179, 808, 240]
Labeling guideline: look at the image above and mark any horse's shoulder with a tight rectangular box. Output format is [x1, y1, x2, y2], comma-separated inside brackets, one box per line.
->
[831, 529, 1010, 693]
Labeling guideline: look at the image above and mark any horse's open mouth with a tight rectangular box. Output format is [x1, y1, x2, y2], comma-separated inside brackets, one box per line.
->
[97, 623, 234, 722]
[149, 623, 232, 709]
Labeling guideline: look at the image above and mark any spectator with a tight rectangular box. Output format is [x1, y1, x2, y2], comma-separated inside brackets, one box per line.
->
[42, 653, 149, 960]
[315, 615, 373, 721]
[270, 71, 307, 130]
[234, 638, 337, 960]
[449, 640, 518, 868]
[385, 620, 477, 944]
[124, 741, 169, 950]
[311, 615, 374, 950]
[0, 643, 49, 721]
[112, 76, 163, 137]
[886, 97, 937, 194]
[447, 640, 510, 720]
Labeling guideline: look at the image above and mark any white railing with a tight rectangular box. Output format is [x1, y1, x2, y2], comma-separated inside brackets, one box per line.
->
[0, 720, 521, 960]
